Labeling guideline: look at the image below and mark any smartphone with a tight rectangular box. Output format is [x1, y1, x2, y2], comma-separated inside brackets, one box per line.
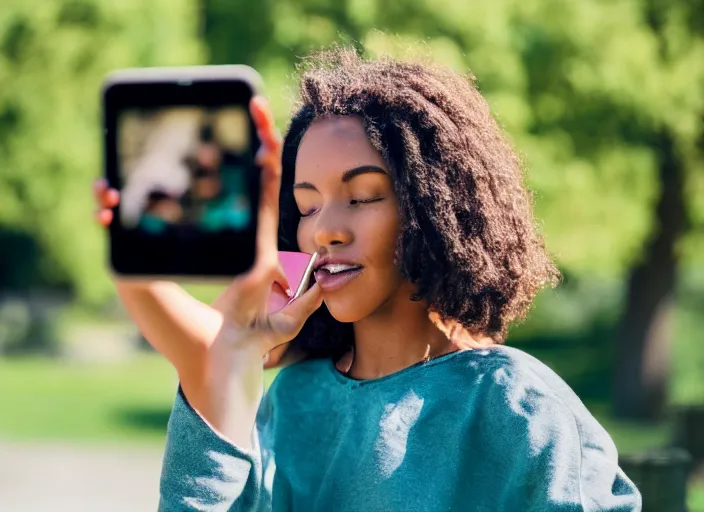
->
[102, 65, 263, 281]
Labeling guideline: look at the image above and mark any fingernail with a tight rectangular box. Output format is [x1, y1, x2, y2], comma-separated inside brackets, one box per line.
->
[262, 353, 269, 364]
[285, 288, 293, 298]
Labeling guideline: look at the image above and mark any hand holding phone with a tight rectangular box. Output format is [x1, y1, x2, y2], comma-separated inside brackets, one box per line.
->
[204, 94, 323, 376]
[262, 251, 318, 369]
[96, 92, 322, 369]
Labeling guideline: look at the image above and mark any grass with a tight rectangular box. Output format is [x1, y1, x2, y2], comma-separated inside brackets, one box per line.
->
[0, 352, 278, 445]
[0, 353, 177, 444]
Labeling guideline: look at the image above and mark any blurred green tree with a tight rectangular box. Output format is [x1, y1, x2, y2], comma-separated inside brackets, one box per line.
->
[0, 0, 205, 303]
[612, 0, 704, 420]
[203, 0, 704, 419]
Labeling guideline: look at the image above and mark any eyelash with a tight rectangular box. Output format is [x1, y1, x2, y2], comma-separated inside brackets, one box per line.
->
[300, 197, 383, 218]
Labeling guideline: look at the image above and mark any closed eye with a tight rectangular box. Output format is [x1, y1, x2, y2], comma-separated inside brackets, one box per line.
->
[350, 197, 384, 206]
[299, 197, 384, 218]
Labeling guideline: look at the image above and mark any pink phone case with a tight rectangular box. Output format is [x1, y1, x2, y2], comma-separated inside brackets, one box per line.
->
[268, 251, 317, 313]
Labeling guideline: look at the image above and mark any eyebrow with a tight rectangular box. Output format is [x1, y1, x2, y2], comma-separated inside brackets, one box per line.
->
[293, 165, 387, 191]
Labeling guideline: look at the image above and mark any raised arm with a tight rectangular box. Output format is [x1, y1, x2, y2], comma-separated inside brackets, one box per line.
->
[95, 96, 322, 510]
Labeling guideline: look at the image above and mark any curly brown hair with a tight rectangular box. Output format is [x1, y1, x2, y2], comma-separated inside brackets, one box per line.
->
[279, 45, 560, 362]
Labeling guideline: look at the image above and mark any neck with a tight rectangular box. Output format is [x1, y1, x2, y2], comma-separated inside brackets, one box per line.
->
[344, 294, 458, 380]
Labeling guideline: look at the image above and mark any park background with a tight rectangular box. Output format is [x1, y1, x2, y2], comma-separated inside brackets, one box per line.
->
[0, 0, 702, 510]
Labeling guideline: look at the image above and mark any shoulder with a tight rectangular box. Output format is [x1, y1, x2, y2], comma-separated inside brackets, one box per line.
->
[454, 344, 618, 462]
[448, 345, 616, 449]
[451, 347, 640, 509]
[451, 345, 591, 419]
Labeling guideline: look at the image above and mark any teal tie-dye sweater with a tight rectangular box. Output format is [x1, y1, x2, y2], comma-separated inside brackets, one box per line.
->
[158, 345, 642, 511]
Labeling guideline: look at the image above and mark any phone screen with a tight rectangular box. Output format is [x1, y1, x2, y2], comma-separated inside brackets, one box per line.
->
[104, 74, 260, 277]
[118, 106, 252, 234]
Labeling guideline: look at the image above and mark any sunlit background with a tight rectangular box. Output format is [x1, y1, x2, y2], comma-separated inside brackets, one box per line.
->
[0, 0, 703, 510]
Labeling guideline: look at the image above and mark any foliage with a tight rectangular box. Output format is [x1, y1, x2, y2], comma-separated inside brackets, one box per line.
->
[0, 0, 702, 301]
[0, 297, 62, 355]
[204, 0, 704, 279]
[0, 0, 205, 303]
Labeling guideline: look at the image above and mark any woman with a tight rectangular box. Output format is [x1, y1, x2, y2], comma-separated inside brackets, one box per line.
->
[96, 47, 641, 511]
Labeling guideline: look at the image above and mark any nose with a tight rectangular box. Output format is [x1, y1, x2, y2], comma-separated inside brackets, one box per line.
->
[313, 204, 354, 249]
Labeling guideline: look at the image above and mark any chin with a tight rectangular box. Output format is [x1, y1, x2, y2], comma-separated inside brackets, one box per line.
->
[323, 294, 376, 323]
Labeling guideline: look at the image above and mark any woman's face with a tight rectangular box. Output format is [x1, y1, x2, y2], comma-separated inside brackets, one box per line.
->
[295, 116, 412, 322]
[194, 176, 221, 200]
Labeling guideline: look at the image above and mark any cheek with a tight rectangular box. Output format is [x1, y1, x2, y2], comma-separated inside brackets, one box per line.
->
[364, 208, 401, 264]
[296, 220, 314, 253]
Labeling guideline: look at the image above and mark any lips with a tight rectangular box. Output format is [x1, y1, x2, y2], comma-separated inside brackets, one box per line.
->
[314, 257, 364, 292]
[314, 267, 364, 291]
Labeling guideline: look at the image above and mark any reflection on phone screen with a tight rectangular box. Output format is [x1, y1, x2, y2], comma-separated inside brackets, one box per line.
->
[117, 106, 252, 237]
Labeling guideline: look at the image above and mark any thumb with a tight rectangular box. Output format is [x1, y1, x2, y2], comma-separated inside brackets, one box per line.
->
[264, 282, 323, 351]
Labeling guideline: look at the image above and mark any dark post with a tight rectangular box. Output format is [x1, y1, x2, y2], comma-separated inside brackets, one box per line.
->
[620, 449, 691, 512]
[673, 406, 704, 475]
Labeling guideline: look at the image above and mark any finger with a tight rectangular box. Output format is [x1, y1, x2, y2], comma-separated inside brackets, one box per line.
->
[93, 179, 107, 201]
[250, 96, 281, 150]
[265, 282, 323, 351]
[95, 209, 113, 227]
[250, 100, 283, 276]
[252, 98, 282, 173]
[104, 188, 120, 208]
[272, 266, 291, 298]
[285, 281, 323, 313]
[93, 179, 120, 208]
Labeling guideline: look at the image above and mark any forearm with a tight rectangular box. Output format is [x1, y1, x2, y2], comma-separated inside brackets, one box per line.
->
[115, 280, 263, 449]
[159, 383, 269, 511]
[115, 280, 220, 379]
[185, 341, 265, 451]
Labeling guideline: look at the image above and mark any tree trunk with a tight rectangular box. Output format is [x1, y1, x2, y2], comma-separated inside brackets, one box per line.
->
[613, 129, 687, 421]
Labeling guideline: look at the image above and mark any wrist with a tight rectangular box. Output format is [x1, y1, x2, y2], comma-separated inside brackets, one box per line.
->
[180, 344, 264, 448]
[180, 337, 263, 405]
[113, 278, 155, 293]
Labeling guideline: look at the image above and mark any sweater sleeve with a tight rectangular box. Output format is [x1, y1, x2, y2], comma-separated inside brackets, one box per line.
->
[157, 384, 278, 512]
[483, 364, 642, 512]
